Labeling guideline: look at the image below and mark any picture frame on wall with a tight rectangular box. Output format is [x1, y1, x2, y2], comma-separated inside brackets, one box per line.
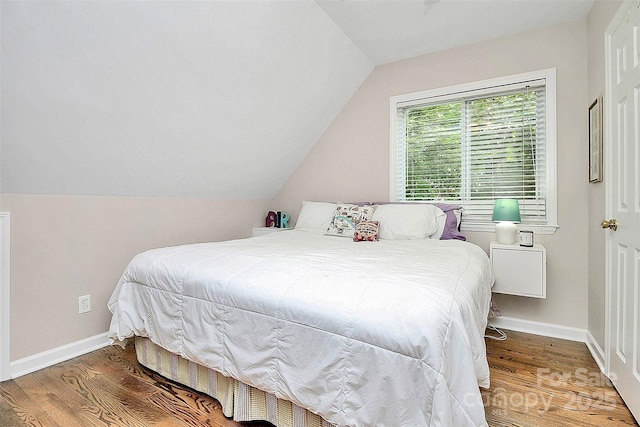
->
[588, 97, 603, 183]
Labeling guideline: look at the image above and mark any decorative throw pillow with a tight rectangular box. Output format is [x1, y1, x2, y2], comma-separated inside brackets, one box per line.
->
[353, 220, 380, 242]
[432, 203, 465, 241]
[326, 204, 375, 238]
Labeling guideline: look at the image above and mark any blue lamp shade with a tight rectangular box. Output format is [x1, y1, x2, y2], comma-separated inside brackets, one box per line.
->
[492, 199, 521, 244]
[492, 199, 521, 223]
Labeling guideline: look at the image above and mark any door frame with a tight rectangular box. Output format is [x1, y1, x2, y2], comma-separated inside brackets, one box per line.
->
[603, 0, 619, 379]
[0, 212, 10, 381]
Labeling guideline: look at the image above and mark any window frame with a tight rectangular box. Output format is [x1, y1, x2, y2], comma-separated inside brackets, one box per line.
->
[389, 68, 558, 234]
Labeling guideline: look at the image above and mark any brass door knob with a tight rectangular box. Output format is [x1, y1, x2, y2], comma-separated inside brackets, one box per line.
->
[601, 219, 618, 231]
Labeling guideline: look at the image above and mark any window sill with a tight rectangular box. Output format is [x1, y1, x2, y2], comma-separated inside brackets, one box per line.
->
[461, 222, 559, 235]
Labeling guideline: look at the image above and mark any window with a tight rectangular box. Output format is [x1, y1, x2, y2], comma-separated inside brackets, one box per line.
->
[390, 69, 558, 233]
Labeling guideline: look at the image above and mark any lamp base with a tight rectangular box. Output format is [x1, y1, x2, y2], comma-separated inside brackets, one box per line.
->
[495, 221, 517, 244]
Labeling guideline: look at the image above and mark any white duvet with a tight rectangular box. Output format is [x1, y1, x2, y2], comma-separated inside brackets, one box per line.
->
[108, 230, 493, 427]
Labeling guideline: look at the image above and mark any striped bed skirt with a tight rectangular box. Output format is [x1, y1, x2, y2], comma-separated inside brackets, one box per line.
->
[135, 337, 336, 427]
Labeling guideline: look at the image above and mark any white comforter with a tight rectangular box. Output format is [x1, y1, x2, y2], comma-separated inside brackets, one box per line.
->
[108, 230, 493, 427]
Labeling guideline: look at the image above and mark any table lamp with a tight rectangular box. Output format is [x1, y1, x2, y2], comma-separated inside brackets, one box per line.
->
[492, 199, 521, 244]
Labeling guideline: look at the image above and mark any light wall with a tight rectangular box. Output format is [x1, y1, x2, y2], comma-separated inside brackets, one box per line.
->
[1, 194, 270, 360]
[273, 20, 591, 330]
[586, 0, 623, 352]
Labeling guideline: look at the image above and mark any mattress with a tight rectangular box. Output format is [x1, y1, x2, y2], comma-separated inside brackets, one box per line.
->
[108, 230, 494, 426]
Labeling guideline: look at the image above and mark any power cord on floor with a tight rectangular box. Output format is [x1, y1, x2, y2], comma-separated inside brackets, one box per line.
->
[485, 321, 507, 341]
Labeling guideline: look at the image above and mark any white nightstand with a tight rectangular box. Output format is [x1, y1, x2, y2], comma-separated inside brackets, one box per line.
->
[490, 241, 546, 298]
[252, 227, 289, 237]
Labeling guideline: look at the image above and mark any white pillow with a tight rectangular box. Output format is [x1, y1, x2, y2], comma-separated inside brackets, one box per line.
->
[372, 204, 443, 240]
[429, 206, 448, 240]
[295, 201, 337, 232]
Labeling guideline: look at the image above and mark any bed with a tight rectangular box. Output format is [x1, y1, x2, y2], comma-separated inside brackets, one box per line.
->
[108, 202, 494, 427]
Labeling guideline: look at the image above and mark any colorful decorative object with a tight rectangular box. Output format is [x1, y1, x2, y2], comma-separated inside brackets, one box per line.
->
[266, 211, 278, 227]
[326, 204, 375, 238]
[266, 211, 290, 228]
[280, 212, 290, 228]
[353, 220, 380, 242]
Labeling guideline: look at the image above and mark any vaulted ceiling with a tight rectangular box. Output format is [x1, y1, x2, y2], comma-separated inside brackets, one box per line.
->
[0, 0, 593, 199]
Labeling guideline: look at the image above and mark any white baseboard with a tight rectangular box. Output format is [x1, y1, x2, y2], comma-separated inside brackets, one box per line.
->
[9, 332, 110, 379]
[489, 316, 587, 343]
[585, 330, 606, 374]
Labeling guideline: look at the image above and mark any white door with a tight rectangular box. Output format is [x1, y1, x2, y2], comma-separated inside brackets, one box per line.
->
[605, 0, 640, 421]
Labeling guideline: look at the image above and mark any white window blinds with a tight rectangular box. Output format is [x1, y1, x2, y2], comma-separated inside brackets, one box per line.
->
[394, 79, 549, 226]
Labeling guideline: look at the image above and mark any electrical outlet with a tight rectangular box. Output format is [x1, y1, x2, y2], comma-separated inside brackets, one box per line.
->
[79, 295, 91, 314]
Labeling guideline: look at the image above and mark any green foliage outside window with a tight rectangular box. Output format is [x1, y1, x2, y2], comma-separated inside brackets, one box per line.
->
[404, 91, 539, 202]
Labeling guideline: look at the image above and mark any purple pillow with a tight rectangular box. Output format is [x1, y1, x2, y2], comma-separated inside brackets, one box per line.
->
[432, 203, 465, 241]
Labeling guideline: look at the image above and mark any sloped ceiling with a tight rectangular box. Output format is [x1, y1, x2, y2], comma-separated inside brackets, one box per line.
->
[1, 0, 593, 199]
[0, 0, 372, 198]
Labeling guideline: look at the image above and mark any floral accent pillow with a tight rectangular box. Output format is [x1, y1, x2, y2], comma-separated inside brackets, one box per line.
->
[326, 204, 375, 238]
[353, 220, 380, 242]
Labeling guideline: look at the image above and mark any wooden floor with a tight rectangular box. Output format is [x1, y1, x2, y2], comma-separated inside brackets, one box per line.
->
[482, 330, 637, 426]
[0, 330, 637, 426]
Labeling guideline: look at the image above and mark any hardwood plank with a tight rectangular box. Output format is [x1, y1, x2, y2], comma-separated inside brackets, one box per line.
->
[0, 377, 54, 426]
[0, 391, 25, 427]
[12, 369, 87, 427]
[0, 330, 637, 426]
